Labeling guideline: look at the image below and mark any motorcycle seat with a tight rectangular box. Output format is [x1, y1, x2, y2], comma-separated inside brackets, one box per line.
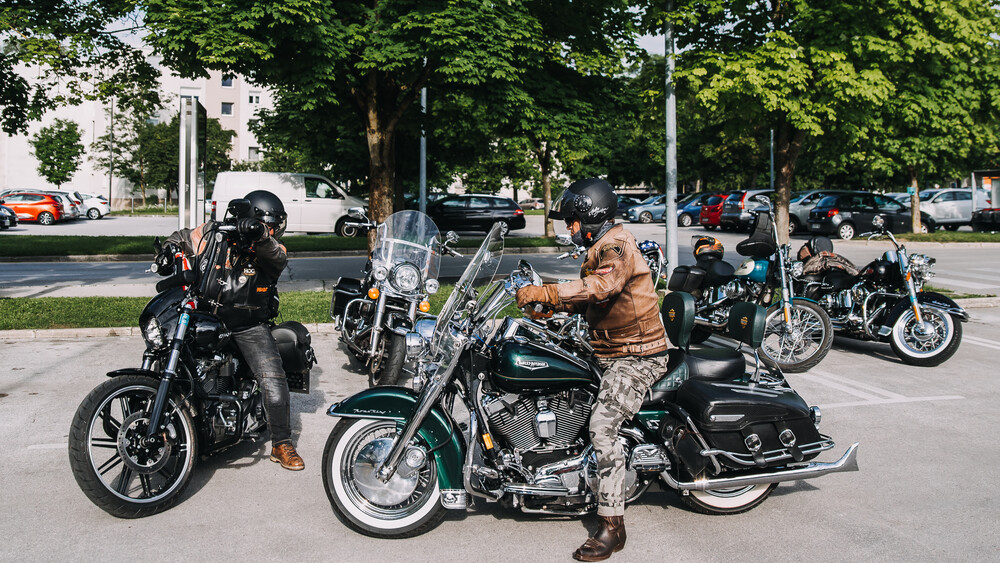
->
[642, 347, 746, 408]
[824, 269, 856, 291]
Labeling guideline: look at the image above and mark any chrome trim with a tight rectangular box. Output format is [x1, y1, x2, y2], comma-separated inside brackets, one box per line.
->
[503, 483, 571, 496]
[661, 442, 859, 491]
[700, 438, 834, 467]
[440, 489, 468, 510]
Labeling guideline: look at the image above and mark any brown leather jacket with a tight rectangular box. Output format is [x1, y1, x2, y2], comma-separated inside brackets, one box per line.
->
[552, 224, 668, 358]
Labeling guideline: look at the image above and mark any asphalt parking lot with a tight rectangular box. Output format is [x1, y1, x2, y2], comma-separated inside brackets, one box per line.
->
[2, 306, 999, 561]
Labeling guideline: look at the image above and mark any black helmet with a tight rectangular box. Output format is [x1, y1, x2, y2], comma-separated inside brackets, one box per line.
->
[550, 178, 617, 245]
[244, 190, 288, 237]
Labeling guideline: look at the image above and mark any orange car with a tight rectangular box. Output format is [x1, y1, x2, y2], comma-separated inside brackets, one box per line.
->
[0, 192, 64, 225]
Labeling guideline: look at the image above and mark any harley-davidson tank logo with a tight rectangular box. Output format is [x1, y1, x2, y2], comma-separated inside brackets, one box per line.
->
[740, 316, 749, 328]
[668, 308, 676, 322]
[515, 359, 548, 371]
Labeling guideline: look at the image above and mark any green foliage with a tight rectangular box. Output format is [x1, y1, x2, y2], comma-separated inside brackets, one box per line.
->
[29, 118, 84, 187]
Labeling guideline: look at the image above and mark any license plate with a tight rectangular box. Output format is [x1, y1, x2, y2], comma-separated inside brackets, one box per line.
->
[810, 223, 821, 230]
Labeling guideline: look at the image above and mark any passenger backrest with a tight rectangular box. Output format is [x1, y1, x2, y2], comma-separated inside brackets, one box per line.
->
[727, 301, 766, 349]
[660, 291, 695, 350]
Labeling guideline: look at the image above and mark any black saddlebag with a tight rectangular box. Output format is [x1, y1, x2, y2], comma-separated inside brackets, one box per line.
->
[331, 277, 364, 321]
[271, 321, 316, 394]
[668, 265, 707, 292]
[675, 379, 823, 469]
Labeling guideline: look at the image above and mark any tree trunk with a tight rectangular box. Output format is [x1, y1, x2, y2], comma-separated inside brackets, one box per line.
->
[539, 142, 554, 237]
[772, 122, 806, 245]
[909, 166, 921, 233]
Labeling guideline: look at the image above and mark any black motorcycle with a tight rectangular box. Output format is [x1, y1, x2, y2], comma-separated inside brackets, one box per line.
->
[794, 215, 968, 366]
[68, 204, 316, 518]
[331, 208, 460, 386]
[668, 196, 834, 373]
[320, 223, 858, 538]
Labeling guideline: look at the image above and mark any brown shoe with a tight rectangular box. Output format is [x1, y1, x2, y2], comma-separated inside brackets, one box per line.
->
[572, 515, 626, 562]
[270, 443, 305, 471]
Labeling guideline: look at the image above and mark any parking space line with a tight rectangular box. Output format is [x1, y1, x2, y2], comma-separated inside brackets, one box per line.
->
[27, 443, 66, 450]
[800, 369, 907, 400]
[963, 335, 1000, 351]
[792, 370, 964, 409]
[926, 276, 999, 290]
[818, 395, 965, 409]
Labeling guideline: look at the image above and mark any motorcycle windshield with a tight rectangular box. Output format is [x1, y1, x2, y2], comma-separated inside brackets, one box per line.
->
[431, 222, 505, 357]
[372, 210, 442, 288]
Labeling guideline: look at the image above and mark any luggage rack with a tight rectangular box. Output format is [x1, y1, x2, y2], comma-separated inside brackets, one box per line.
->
[701, 436, 835, 467]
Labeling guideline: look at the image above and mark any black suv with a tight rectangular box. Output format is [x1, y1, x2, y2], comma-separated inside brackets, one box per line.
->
[808, 191, 935, 240]
[425, 194, 526, 235]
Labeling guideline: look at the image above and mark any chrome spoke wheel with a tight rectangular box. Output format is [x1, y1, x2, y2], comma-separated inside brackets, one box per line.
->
[889, 307, 961, 366]
[760, 300, 833, 373]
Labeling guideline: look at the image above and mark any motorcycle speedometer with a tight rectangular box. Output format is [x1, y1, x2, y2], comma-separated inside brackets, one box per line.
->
[391, 263, 421, 292]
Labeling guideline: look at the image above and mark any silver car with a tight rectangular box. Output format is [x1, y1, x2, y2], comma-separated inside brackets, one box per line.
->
[77, 192, 112, 219]
[916, 188, 991, 230]
[788, 190, 851, 234]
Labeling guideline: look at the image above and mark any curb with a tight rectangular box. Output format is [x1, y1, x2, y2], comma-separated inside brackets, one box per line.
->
[4, 297, 999, 340]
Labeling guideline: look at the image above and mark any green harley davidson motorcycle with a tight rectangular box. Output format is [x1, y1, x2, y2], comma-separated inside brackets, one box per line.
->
[321, 223, 859, 538]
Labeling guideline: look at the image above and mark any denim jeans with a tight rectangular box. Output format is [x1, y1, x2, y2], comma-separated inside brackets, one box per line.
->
[230, 324, 292, 445]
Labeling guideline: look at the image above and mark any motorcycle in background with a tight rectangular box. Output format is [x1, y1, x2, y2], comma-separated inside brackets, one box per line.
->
[668, 196, 833, 373]
[331, 208, 460, 386]
[794, 215, 968, 366]
[68, 202, 316, 518]
[319, 223, 858, 538]
[555, 233, 667, 289]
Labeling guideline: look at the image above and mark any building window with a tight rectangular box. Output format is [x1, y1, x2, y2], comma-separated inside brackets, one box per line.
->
[249, 94, 260, 104]
[248, 147, 262, 161]
[221, 75, 234, 87]
[221, 102, 234, 116]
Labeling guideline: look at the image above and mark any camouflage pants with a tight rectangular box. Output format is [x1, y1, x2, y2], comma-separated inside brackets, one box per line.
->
[591, 354, 670, 517]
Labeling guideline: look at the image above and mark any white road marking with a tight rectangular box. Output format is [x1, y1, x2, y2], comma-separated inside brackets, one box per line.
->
[790, 370, 964, 409]
[27, 443, 67, 450]
[800, 369, 907, 400]
[927, 276, 999, 290]
[818, 395, 965, 409]
[969, 268, 1000, 275]
[963, 335, 1000, 351]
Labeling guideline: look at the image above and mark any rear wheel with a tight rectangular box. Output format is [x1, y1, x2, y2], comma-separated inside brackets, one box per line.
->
[497, 220, 510, 236]
[38, 211, 55, 225]
[680, 483, 777, 515]
[323, 418, 445, 538]
[703, 224, 717, 231]
[760, 299, 833, 373]
[788, 217, 799, 235]
[87, 208, 102, 220]
[837, 222, 855, 240]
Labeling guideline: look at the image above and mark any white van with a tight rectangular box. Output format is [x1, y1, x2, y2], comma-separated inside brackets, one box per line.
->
[211, 172, 366, 236]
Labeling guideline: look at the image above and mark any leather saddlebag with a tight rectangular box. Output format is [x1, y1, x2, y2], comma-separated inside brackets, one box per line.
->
[271, 321, 316, 393]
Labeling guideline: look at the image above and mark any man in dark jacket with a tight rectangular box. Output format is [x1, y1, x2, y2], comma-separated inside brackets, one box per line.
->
[164, 190, 304, 471]
[516, 178, 668, 561]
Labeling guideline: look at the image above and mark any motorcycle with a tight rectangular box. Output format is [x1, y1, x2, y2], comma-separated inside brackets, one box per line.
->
[555, 233, 667, 289]
[794, 215, 968, 366]
[68, 200, 316, 518]
[668, 196, 834, 373]
[331, 208, 460, 386]
[320, 222, 858, 538]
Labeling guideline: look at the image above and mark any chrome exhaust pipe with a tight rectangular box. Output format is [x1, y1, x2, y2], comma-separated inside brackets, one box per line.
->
[662, 442, 859, 491]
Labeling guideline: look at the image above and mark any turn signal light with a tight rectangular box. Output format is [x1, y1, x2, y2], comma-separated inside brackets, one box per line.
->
[482, 433, 494, 450]
[418, 300, 431, 313]
[368, 287, 380, 300]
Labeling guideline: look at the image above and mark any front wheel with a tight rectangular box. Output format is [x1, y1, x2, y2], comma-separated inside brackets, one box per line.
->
[889, 307, 962, 366]
[38, 211, 55, 225]
[68, 375, 197, 518]
[639, 211, 653, 224]
[680, 483, 777, 515]
[336, 218, 360, 238]
[375, 333, 408, 386]
[678, 213, 693, 227]
[760, 299, 834, 373]
[322, 418, 446, 538]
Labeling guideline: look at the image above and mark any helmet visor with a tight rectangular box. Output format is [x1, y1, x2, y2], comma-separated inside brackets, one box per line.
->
[548, 188, 574, 221]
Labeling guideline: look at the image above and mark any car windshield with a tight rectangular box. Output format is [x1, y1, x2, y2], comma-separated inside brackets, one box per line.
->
[727, 191, 745, 200]
[371, 210, 442, 287]
[790, 193, 806, 203]
[919, 190, 939, 202]
[431, 222, 504, 359]
[639, 196, 660, 205]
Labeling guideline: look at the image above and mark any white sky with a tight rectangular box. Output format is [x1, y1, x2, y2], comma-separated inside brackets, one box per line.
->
[638, 34, 666, 55]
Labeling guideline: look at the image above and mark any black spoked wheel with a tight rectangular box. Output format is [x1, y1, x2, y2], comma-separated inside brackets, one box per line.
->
[323, 418, 445, 538]
[760, 299, 834, 373]
[68, 375, 197, 518]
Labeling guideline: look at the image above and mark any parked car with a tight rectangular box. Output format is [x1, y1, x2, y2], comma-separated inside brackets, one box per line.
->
[699, 192, 732, 230]
[76, 192, 112, 219]
[615, 195, 643, 220]
[885, 192, 912, 205]
[0, 192, 64, 225]
[425, 194, 526, 234]
[42, 192, 81, 220]
[626, 195, 666, 223]
[518, 197, 544, 210]
[808, 192, 935, 240]
[914, 188, 991, 230]
[971, 207, 1000, 232]
[720, 189, 774, 231]
[788, 189, 852, 234]
[0, 200, 18, 229]
[675, 192, 721, 227]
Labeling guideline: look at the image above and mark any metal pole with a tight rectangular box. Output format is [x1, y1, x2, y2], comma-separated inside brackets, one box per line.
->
[189, 101, 199, 228]
[769, 128, 775, 190]
[178, 98, 187, 230]
[109, 97, 114, 210]
[419, 86, 427, 214]
[664, 0, 678, 283]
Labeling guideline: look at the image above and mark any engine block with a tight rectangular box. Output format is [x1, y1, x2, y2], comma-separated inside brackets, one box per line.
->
[483, 389, 593, 452]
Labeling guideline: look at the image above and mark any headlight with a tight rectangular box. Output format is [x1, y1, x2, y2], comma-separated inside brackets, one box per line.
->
[391, 263, 421, 292]
[909, 253, 935, 282]
[373, 266, 388, 281]
[425, 278, 440, 294]
[790, 261, 804, 278]
[142, 317, 165, 348]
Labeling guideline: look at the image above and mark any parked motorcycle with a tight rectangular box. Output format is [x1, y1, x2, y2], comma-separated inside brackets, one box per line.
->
[794, 215, 968, 366]
[320, 223, 858, 538]
[331, 208, 460, 386]
[68, 204, 316, 518]
[668, 196, 833, 372]
[555, 233, 667, 289]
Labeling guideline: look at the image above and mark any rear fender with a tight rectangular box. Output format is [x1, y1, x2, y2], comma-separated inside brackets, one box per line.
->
[881, 291, 970, 335]
[107, 368, 162, 379]
[327, 387, 465, 490]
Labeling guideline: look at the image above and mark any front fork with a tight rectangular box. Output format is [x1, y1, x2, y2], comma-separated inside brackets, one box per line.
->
[145, 302, 193, 438]
[367, 291, 387, 360]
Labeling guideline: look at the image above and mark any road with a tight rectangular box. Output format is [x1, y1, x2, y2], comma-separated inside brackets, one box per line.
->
[2, 306, 999, 560]
[1, 215, 998, 298]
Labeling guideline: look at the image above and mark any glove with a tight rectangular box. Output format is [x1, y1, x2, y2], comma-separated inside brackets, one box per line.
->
[238, 218, 266, 241]
[516, 284, 559, 308]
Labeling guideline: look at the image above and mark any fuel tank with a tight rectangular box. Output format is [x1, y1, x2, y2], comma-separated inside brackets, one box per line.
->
[490, 338, 597, 394]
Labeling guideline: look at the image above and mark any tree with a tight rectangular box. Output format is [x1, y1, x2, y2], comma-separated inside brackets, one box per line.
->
[91, 101, 164, 205]
[0, 2, 160, 135]
[29, 118, 84, 188]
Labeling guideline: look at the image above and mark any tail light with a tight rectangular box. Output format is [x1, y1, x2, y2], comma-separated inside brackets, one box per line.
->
[514, 208, 524, 216]
[210, 200, 217, 220]
[827, 208, 839, 217]
[738, 194, 747, 209]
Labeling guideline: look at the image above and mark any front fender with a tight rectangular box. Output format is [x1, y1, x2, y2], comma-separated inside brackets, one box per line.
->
[327, 387, 465, 490]
[882, 291, 970, 335]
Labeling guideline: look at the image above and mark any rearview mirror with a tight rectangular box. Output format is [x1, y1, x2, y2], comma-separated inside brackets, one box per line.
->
[227, 198, 251, 218]
[555, 234, 573, 246]
[872, 215, 886, 228]
[754, 195, 771, 206]
[445, 231, 459, 244]
[347, 207, 366, 219]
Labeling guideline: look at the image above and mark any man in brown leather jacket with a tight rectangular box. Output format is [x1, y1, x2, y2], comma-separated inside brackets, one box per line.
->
[516, 178, 668, 562]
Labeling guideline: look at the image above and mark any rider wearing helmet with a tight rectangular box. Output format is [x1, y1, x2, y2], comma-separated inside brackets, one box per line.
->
[516, 178, 668, 562]
[163, 190, 304, 471]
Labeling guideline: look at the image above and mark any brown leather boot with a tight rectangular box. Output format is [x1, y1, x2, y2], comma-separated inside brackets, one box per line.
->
[270, 443, 305, 471]
[572, 515, 626, 561]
